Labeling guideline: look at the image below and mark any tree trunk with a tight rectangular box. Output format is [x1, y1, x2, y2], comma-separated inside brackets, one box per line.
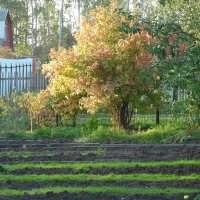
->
[56, 114, 59, 126]
[72, 115, 77, 127]
[58, 0, 64, 47]
[30, 114, 33, 133]
[84, 0, 89, 16]
[173, 86, 178, 102]
[127, 0, 130, 9]
[113, 101, 133, 130]
[77, 0, 81, 27]
[30, 0, 34, 51]
[156, 108, 160, 125]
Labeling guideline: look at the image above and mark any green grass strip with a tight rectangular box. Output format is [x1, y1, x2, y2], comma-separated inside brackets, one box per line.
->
[0, 173, 200, 182]
[0, 186, 199, 196]
[3, 160, 200, 171]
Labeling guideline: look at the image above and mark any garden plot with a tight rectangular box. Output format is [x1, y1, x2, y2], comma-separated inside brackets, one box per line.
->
[0, 141, 200, 200]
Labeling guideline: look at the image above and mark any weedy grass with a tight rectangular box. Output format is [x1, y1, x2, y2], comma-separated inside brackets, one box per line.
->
[0, 173, 200, 182]
[0, 186, 199, 196]
[132, 123, 187, 143]
[3, 160, 200, 171]
[84, 122, 194, 144]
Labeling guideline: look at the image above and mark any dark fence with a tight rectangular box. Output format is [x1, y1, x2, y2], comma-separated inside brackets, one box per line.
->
[0, 64, 48, 96]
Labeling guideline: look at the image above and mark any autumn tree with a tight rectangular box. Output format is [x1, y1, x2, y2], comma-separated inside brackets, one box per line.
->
[43, 3, 155, 129]
[17, 92, 39, 132]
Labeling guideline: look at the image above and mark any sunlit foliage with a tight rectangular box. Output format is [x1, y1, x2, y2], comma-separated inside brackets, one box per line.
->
[43, 3, 155, 129]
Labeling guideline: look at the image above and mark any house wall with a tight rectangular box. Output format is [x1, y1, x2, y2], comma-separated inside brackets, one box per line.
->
[0, 13, 13, 50]
[4, 16, 13, 49]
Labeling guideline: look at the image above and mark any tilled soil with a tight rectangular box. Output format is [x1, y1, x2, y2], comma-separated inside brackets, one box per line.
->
[1, 142, 200, 199]
[1, 180, 200, 190]
[0, 152, 98, 163]
[0, 191, 196, 200]
[10, 165, 200, 175]
[1, 148, 200, 163]
[0, 144, 200, 161]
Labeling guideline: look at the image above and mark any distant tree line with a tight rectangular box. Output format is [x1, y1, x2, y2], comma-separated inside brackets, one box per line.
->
[0, 0, 155, 63]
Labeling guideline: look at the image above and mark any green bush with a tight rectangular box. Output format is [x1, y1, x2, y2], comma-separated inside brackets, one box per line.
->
[83, 121, 196, 144]
[161, 131, 189, 144]
[82, 115, 101, 135]
[6, 131, 27, 139]
[132, 123, 186, 143]
[52, 127, 82, 139]
[86, 126, 134, 143]
[33, 127, 52, 139]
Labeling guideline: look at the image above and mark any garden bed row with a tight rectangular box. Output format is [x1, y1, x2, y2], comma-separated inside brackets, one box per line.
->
[0, 143, 200, 162]
[6, 165, 200, 175]
[0, 152, 199, 163]
[0, 142, 199, 199]
[0, 160, 200, 199]
[1, 180, 200, 190]
[0, 191, 196, 200]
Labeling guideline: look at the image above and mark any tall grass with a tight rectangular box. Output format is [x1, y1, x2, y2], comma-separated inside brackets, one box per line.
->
[132, 123, 187, 143]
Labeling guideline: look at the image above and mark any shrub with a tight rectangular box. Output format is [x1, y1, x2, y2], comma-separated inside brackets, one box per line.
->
[161, 131, 189, 144]
[82, 115, 101, 135]
[132, 123, 186, 143]
[6, 131, 27, 139]
[33, 127, 52, 139]
[86, 126, 134, 143]
[33, 126, 82, 140]
[52, 127, 82, 139]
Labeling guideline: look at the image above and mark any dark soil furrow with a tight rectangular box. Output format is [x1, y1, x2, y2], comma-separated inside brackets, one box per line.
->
[1, 148, 200, 163]
[0, 153, 99, 163]
[1, 180, 200, 190]
[0, 144, 200, 161]
[0, 192, 198, 200]
[9, 165, 200, 175]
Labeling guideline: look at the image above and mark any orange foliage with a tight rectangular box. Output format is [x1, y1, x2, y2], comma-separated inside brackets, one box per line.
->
[42, 4, 156, 116]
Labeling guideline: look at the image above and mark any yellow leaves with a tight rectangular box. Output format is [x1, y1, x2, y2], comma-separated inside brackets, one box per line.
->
[18, 92, 43, 119]
[91, 61, 100, 69]
[116, 66, 123, 74]
[116, 31, 156, 70]
[80, 96, 105, 114]
[0, 97, 5, 107]
[75, 5, 124, 53]
[40, 3, 157, 118]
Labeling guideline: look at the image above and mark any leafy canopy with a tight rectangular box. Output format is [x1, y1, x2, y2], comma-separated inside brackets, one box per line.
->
[43, 3, 156, 128]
